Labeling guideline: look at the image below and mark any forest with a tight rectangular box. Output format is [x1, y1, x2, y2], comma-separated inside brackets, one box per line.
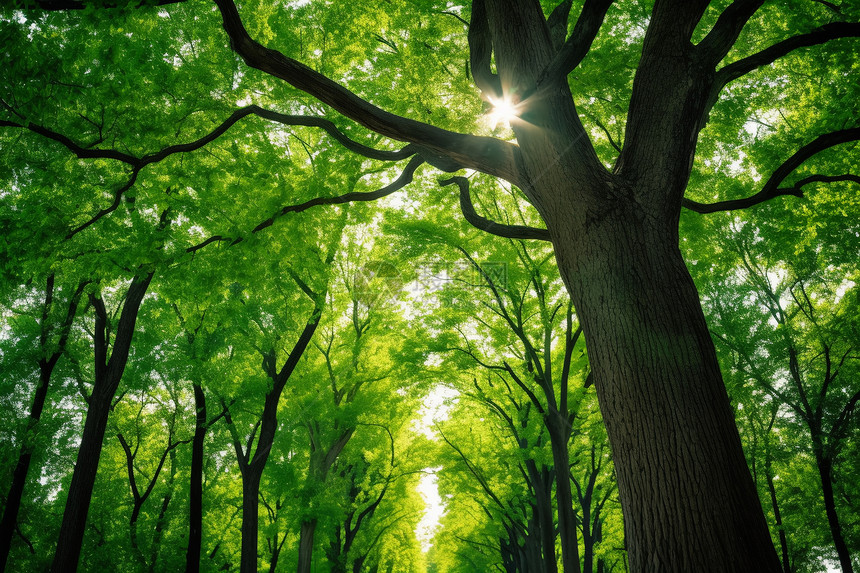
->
[0, 0, 858, 572]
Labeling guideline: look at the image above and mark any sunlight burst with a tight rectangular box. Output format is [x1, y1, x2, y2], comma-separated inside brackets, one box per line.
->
[486, 95, 520, 129]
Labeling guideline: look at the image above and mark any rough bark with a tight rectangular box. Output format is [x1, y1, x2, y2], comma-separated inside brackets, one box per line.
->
[552, 213, 780, 571]
[50, 273, 154, 573]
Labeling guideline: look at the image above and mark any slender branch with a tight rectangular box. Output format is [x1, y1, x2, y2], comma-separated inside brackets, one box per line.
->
[714, 22, 860, 89]
[683, 128, 860, 213]
[187, 156, 425, 253]
[212, 0, 521, 183]
[539, 0, 614, 83]
[3, 105, 417, 238]
[253, 156, 424, 233]
[441, 177, 551, 241]
[66, 169, 140, 239]
[15, 0, 186, 8]
[0, 106, 417, 165]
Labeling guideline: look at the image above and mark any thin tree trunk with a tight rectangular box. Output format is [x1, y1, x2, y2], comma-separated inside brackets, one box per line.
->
[0, 276, 84, 570]
[186, 381, 207, 573]
[815, 454, 854, 573]
[764, 452, 792, 573]
[547, 414, 580, 573]
[149, 447, 177, 573]
[50, 273, 153, 573]
[0, 364, 54, 568]
[526, 462, 557, 573]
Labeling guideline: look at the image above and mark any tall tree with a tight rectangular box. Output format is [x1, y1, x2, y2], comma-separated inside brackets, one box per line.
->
[51, 272, 154, 572]
[0, 275, 85, 570]
[222, 271, 328, 573]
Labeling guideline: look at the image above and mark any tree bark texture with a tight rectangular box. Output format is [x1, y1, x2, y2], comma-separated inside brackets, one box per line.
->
[551, 211, 781, 571]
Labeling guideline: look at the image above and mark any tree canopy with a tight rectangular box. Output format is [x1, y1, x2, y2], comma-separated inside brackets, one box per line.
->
[1, 1, 858, 572]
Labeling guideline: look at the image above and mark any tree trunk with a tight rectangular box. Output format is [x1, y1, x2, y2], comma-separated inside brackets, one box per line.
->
[815, 454, 854, 573]
[297, 518, 317, 573]
[186, 381, 207, 573]
[0, 363, 54, 569]
[50, 273, 153, 573]
[764, 451, 792, 573]
[547, 415, 580, 573]
[1, 276, 83, 570]
[239, 470, 262, 573]
[149, 447, 177, 573]
[50, 393, 114, 572]
[551, 213, 781, 572]
[525, 460, 557, 573]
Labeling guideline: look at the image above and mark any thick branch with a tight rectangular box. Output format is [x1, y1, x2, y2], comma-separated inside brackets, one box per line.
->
[683, 128, 860, 213]
[697, 0, 765, 66]
[1, 106, 416, 166]
[441, 177, 551, 241]
[212, 0, 521, 183]
[3, 105, 417, 238]
[547, 0, 574, 52]
[468, 0, 502, 99]
[715, 22, 860, 89]
[539, 0, 614, 83]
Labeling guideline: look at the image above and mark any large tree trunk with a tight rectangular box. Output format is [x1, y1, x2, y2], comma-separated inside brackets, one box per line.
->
[297, 519, 317, 573]
[551, 213, 781, 571]
[814, 453, 854, 573]
[50, 273, 153, 573]
[186, 381, 207, 573]
[51, 392, 116, 571]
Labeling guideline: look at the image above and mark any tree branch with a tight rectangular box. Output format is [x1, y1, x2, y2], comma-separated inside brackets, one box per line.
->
[440, 176, 551, 241]
[683, 127, 860, 213]
[538, 0, 614, 83]
[3, 105, 418, 238]
[186, 156, 425, 253]
[697, 0, 765, 66]
[547, 0, 574, 52]
[212, 0, 521, 183]
[714, 22, 860, 90]
[14, 0, 186, 8]
[468, 0, 502, 100]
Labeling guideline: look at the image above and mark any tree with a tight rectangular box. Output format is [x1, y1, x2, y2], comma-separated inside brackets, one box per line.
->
[3, 0, 860, 570]
[0, 275, 85, 570]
